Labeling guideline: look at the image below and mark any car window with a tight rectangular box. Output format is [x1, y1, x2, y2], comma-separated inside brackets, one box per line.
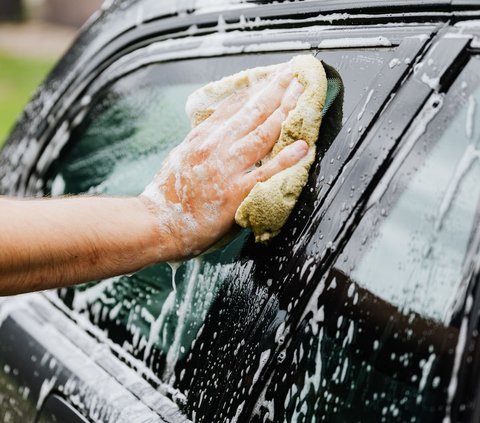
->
[248, 56, 480, 423]
[43, 48, 400, 410]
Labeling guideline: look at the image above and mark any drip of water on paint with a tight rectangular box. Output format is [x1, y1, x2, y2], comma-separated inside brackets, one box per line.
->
[167, 261, 182, 292]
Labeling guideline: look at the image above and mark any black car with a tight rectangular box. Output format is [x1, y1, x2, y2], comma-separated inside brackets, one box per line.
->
[1, 1, 480, 422]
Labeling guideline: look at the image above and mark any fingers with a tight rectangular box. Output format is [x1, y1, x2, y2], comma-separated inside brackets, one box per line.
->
[186, 67, 279, 143]
[211, 66, 295, 143]
[229, 79, 304, 170]
[242, 140, 309, 191]
[188, 82, 262, 141]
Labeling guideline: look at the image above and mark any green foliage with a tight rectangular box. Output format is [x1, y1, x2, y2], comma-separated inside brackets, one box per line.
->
[0, 52, 53, 147]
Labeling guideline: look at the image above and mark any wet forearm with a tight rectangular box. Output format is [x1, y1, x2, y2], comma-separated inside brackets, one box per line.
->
[0, 196, 168, 295]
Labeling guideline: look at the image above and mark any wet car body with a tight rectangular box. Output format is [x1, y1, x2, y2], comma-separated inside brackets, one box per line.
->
[1, 1, 480, 422]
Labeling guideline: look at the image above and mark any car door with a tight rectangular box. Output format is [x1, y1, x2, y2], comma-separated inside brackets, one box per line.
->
[0, 2, 469, 423]
[32, 21, 438, 423]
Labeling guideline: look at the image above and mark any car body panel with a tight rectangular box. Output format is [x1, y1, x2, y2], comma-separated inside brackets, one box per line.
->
[2, 2, 480, 422]
[0, 293, 190, 423]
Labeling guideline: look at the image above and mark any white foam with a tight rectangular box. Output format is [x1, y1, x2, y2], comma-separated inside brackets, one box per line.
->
[357, 89, 374, 121]
[243, 40, 311, 52]
[443, 295, 473, 422]
[389, 58, 402, 69]
[163, 257, 202, 383]
[318, 36, 392, 49]
[167, 261, 183, 292]
[50, 174, 66, 197]
[421, 73, 441, 91]
[249, 349, 271, 395]
[367, 93, 444, 208]
[143, 290, 176, 361]
[419, 353, 436, 392]
[466, 94, 476, 140]
[37, 376, 57, 410]
[71, 277, 119, 311]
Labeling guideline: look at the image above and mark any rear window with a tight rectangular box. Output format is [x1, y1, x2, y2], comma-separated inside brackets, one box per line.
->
[44, 48, 401, 410]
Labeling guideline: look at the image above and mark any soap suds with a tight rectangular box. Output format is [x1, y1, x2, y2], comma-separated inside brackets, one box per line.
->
[389, 58, 402, 69]
[243, 41, 311, 52]
[167, 261, 182, 292]
[466, 95, 476, 139]
[443, 295, 473, 423]
[143, 291, 176, 361]
[357, 89, 374, 121]
[163, 258, 202, 384]
[421, 73, 441, 91]
[318, 36, 392, 49]
[37, 376, 57, 409]
[367, 93, 444, 207]
[249, 349, 271, 394]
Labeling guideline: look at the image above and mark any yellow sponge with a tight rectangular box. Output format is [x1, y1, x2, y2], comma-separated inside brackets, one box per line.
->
[186, 55, 327, 243]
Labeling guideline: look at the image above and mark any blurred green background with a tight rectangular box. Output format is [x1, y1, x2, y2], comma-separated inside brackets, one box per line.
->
[0, 52, 53, 146]
[0, 0, 101, 147]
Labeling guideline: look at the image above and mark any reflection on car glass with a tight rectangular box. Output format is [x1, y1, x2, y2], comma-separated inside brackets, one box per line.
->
[50, 83, 199, 197]
[351, 85, 480, 324]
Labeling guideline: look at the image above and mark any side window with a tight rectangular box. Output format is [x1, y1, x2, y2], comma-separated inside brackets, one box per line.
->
[43, 46, 402, 417]
[252, 56, 480, 422]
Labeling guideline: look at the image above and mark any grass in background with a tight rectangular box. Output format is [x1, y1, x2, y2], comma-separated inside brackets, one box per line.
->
[0, 51, 54, 147]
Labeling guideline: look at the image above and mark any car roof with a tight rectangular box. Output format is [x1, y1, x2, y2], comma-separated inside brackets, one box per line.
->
[123, 0, 480, 16]
[82, 0, 480, 29]
[94, 0, 480, 28]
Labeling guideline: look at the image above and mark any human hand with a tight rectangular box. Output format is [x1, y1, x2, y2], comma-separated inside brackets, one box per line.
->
[141, 64, 308, 261]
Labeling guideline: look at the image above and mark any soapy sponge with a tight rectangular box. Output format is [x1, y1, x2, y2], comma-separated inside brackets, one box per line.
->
[186, 55, 328, 243]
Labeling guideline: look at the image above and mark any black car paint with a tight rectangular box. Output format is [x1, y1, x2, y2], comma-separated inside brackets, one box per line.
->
[1, 1, 480, 422]
[0, 293, 188, 423]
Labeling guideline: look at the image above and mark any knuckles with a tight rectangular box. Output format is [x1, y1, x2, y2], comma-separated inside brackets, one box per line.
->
[185, 145, 213, 166]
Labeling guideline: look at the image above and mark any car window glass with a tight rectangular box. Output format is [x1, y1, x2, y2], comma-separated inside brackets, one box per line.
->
[252, 56, 480, 423]
[351, 87, 480, 324]
[43, 49, 395, 404]
[50, 82, 197, 196]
